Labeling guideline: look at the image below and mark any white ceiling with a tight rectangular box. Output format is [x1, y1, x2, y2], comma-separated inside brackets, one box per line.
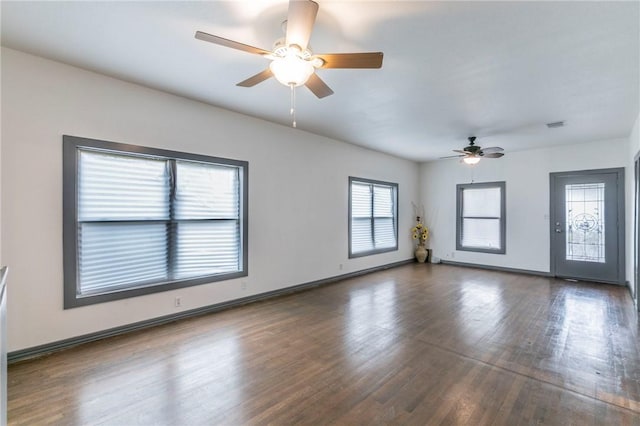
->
[1, 1, 638, 161]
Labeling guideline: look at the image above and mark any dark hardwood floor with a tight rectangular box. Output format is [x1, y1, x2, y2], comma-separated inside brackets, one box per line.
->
[7, 264, 640, 425]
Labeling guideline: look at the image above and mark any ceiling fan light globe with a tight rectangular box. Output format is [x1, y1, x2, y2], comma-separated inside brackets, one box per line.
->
[463, 156, 481, 165]
[269, 53, 315, 87]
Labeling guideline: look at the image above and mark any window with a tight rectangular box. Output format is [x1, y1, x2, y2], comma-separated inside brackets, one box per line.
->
[456, 181, 506, 254]
[63, 135, 248, 308]
[349, 177, 398, 258]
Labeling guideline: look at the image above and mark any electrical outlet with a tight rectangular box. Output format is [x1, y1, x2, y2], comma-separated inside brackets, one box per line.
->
[241, 281, 247, 290]
[339, 263, 343, 270]
[174, 297, 181, 307]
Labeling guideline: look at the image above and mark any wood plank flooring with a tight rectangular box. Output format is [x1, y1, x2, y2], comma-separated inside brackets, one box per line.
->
[7, 264, 640, 425]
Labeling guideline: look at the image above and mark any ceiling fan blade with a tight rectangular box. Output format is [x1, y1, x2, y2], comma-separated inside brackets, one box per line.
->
[440, 154, 465, 159]
[315, 52, 384, 69]
[452, 149, 468, 154]
[480, 146, 504, 154]
[482, 152, 505, 158]
[305, 73, 334, 98]
[195, 31, 270, 56]
[286, 0, 319, 51]
[236, 69, 273, 87]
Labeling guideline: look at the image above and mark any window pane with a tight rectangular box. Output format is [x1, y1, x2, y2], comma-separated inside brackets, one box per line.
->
[174, 221, 240, 279]
[78, 150, 169, 221]
[461, 218, 501, 249]
[373, 185, 393, 217]
[463, 187, 501, 217]
[374, 217, 396, 248]
[565, 183, 605, 263]
[175, 162, 239, 220]
[79, 223, 168, 295]
[350, 178, 398, 256]
[351, 218, 373, 253]
[351, 183, 372, 217]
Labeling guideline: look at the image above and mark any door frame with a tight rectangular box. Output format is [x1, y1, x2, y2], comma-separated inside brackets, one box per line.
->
[549, 168, 626, 285]
[634, 152, 639, 309]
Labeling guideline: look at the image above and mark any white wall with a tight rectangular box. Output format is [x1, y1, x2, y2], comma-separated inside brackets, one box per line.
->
[0, 48, 420, 352]
[0, 9, 1, 269]
[420, 138, 628, 274]
[627, 113, 640, 298]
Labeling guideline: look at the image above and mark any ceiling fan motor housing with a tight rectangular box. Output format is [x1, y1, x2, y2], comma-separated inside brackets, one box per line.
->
[195, 0, 383, 99]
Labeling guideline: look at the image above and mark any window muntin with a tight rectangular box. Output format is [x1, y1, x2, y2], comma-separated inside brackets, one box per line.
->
[456, 182, 506, 254]
[349, 177, 398, 258]
[63, 136, 248, 308]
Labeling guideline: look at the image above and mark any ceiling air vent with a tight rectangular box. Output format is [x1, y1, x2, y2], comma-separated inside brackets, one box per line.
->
[546, 121, 565, 129]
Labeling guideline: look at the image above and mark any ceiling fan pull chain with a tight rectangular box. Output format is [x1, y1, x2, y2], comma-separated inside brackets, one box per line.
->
[290, 83, 297, 128]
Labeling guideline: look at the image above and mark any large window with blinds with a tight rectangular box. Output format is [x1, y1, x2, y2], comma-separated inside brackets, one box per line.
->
[456, 181, 506, 254]
[349, 177, 398, 258]
[63, 136, 248, 308]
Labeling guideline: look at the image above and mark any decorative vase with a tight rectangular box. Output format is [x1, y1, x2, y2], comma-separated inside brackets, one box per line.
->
[415, 245, 428, 263]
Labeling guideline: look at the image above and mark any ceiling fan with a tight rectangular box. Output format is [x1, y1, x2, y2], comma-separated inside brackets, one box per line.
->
[442, 137, 504, 164]
[194, 0, 383, 102]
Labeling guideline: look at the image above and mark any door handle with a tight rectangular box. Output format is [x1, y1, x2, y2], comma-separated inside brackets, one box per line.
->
[555, 229, 562, 233]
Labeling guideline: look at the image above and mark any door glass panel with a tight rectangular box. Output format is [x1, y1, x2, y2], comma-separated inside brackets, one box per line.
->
[565, 183, 605, 263]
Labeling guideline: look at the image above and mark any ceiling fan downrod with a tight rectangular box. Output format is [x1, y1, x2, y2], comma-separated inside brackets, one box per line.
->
[290, 83, 297, 128]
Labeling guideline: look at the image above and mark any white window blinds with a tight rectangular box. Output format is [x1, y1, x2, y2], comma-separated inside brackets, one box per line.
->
[78, 151, 170, 294]
[373, 185, 396, 249]
[174, 161, 240, 279]
[351, 182, 374, 254]
[350, 178, 398, 257]
[76, 149, 242, 297]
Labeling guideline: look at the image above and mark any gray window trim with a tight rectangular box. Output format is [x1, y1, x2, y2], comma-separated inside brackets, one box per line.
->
[456, 181, 506, 254]
[348, 176, 399, 258]
[63, 135, 249, 309]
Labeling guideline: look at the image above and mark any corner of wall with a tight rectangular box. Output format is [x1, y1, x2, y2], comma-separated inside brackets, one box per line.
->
[626, 112, 640, 297]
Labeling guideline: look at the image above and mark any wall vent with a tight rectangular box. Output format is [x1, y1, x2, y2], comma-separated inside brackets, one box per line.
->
[546, 121, 565, 128]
